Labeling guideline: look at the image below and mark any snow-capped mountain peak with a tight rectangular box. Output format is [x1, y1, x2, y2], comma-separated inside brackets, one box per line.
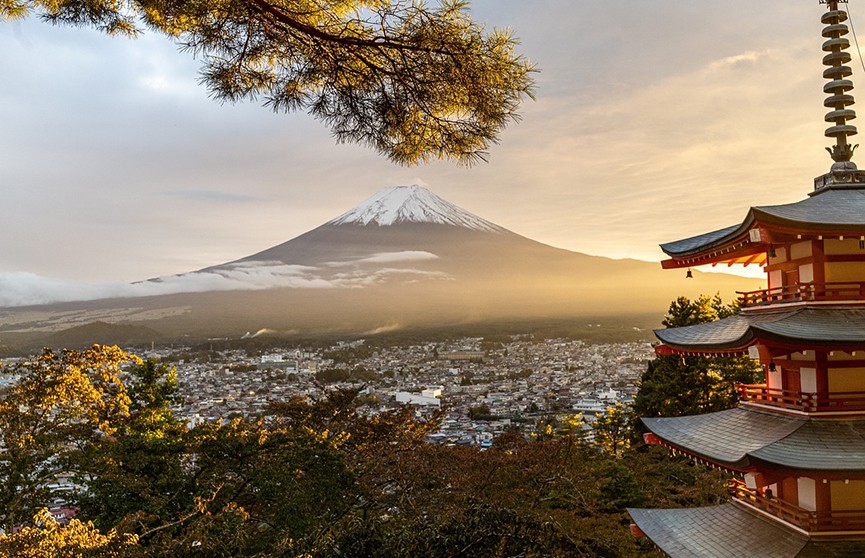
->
[327, 185, 506, 232]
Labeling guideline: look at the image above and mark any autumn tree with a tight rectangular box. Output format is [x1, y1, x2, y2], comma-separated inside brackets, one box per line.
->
[99, 387, 442, 555]
[0, 349, 734, 558]
[633, 294, 761, 418]
[0, 508, 138, 558]
[3, 0, 535, 165]
[592, 403, 632, 460]
[0, 346, 140, 532]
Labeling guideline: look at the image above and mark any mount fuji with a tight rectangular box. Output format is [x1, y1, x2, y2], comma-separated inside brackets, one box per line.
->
[0, 185, 760, 341]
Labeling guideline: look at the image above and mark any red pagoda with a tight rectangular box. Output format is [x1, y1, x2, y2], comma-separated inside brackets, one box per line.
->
[628, 1, 865, 556]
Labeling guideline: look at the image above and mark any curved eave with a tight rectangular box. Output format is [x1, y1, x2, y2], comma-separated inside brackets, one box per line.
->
[641, 408, 803, 470]
[660, 222, 758, 269]
[655, 344, 749, 356]
[653, 313, 779, 353]
[660, 189, 865, 269]
[641, 407, 865, 472]
[661, 244, 768, 270]
[748, 419, 865, 472]
[654, 308, 865, 354]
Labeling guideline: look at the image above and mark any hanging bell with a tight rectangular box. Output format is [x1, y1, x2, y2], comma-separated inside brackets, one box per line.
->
[768, 245, 777, 258]
[686, 268, 693, 279]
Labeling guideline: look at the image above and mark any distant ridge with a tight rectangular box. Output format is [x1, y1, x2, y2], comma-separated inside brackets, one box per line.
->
[44, 321, 163, 350]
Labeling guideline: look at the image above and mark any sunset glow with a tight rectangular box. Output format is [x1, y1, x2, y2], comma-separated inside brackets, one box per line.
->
[0, 1, 837, 285]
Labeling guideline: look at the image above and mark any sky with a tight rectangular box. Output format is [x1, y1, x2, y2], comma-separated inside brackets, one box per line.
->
[0, 0, 846, 292]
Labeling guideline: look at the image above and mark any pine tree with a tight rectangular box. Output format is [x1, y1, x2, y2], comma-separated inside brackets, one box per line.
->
[633, 294, 761, 418]
[3, 0, 535, 165]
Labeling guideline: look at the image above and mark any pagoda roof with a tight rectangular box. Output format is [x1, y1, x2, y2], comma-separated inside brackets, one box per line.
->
[654, 307, 865, 353]
[660, 224, 744, 258]
[661, 187, 865, 260]
[641, 407, 865, 472]
[628, 504, 865, 558]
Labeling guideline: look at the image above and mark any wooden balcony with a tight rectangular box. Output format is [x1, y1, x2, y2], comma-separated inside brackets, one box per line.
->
[737, 384, 865, 413]
[738, 281, 865, 308]
[731, 481, 865, 533]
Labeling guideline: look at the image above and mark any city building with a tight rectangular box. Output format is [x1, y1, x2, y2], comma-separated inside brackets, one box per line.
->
[629, 2, 865, 555]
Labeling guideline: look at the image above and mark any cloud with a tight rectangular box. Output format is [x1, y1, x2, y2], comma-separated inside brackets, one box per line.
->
[0, 273, 131, 307]
[0, 261, 452, 308]
[349, 251, 440, 265]
[364, 323, 402, 335]
[330, 268, 452, 288]
[241, 328, 278, 338]
[708, 51, 764, 70]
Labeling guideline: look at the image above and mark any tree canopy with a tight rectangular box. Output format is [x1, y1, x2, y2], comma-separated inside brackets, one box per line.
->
[3, 0, 535, 165]
[633, 294, 761, 418]
[0, 344, 728, 557]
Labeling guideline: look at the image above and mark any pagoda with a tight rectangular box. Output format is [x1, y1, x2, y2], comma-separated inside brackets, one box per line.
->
[628, 1, 865, 556]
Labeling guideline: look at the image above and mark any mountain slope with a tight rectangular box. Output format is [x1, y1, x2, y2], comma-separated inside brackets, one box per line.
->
[0, 185, 764, 339]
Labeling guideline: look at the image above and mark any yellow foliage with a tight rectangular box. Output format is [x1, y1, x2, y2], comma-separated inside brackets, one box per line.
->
[0, 509, 138, 558]
[0, 345, 141, 531]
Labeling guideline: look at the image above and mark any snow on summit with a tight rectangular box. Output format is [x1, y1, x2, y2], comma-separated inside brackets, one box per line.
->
[328, 185, 506, 232]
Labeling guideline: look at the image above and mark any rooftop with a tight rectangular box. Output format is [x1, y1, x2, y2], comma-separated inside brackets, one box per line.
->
[660, 187, 865, 267]
[642, 406, 865, 472]
[628, 504, 865, 558]
[654, 307, 865, 353]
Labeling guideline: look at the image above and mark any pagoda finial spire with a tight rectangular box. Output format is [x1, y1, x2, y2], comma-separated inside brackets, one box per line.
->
[821, 0, 859, 167]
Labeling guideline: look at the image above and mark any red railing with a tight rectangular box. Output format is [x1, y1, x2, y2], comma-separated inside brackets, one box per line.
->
[731, 481, 812, 529]
[737, 384, 865, 413]
[738, 281, 865, 307]
[731, 481, 865, 532]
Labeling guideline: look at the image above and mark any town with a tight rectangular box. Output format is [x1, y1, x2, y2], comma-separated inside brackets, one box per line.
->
[139, 336, 656, 445]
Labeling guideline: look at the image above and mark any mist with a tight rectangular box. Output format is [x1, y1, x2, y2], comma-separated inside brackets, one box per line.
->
[0, 252, 448, 308]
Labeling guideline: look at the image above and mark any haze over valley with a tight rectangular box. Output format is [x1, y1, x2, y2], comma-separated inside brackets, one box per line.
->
[0, 186, 762, 349]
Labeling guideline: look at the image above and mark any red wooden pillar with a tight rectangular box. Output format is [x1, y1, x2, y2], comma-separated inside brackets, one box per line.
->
[816, 351, 829, 397]
[817, 478, 832, 530]
[813, 239, 826, 288]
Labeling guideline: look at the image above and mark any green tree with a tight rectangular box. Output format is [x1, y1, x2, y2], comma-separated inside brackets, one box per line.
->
[660, 293, 738, 329]
[172, 418, 358, 555]
[4, 0, 535, 165]
[143, 388, 444, 555]
[596, 460, 644, 513]
[75, 360, 190, 533]
[0, 348, 733, 557]
[468, 402, 494, 420]
[633, 294, 761, 418]
[315, 367, 352, 383]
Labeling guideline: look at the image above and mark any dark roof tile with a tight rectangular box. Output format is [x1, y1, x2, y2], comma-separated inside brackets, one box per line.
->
[655, 308, 865, 350]
[628, 504, 807, 558]
[642, 408, 803, 467]
[643, 407, 865, 471]
[751, 419, 865, 471]
[660, 224, 743, 257]
[754, 188, 865, 227]
[796, 540, 865, 558]
[661, 188, 865, 258]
